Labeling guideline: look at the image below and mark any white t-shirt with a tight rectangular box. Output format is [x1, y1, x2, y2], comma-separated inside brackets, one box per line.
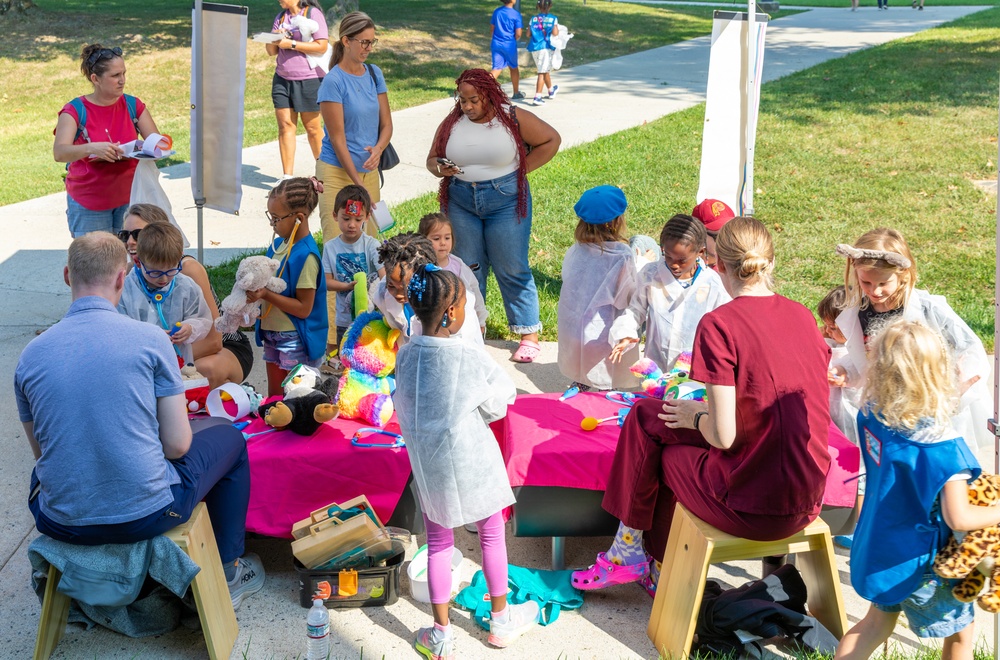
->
[446, 114, 519, 183]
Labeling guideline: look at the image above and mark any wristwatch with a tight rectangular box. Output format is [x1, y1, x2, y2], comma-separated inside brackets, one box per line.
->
[290, 40, 297, 49]
[693, 411, 708, 431]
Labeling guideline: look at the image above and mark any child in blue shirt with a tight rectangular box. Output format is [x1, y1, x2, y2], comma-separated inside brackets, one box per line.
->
[252, 177, 328, 396]
[490, 0, 524, 100]
[527, 0, 559, 106]
[835, 319, 997, 660]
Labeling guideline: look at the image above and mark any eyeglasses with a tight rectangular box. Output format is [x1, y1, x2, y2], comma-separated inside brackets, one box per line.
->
[348, 37, 378, 49]
[265, 210, 296, 224]
[117, 228, 142, 243]
[141, 261, 183, 278]
[86, 47, 123, 69]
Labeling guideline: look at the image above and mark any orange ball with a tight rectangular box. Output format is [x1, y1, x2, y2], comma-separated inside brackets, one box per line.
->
[580, 417, 599, 431]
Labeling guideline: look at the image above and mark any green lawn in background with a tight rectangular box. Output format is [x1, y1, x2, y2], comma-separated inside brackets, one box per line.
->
[0, 0, 731, 207]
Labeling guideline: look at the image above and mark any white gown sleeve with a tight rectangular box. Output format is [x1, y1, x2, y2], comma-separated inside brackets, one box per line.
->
[460, 263, 489, 326]
[609, 263, 651, 345]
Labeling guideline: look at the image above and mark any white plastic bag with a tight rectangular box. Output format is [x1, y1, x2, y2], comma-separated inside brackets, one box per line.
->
[129, 159, 189, 248]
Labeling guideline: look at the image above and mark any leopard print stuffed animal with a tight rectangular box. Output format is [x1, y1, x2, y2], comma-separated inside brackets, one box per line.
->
[932, 474, 1000, 612]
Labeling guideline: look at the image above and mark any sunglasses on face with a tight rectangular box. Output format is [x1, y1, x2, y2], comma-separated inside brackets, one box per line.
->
[118, 228, 141, 243]
[348, 37, 378, 49]
[86, 47, 124, 69]
[141, 261, 183, 278]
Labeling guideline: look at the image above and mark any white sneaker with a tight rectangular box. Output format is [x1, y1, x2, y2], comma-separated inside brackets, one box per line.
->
[488, 601, 540, 648]
[227, 553, 265, 610]
[532, 96, 545, 107]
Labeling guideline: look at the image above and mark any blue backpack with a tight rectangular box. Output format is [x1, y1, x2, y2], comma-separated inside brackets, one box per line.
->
[68, 94, 140, 144]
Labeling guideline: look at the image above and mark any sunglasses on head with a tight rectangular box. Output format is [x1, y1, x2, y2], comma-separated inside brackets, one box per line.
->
[86, 47, 124, 69]
[118, 228, 141, 243]
[140, 261, 183, 278]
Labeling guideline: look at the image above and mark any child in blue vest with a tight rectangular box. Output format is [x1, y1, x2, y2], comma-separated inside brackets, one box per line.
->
[490, 0, 524, 100]
[527, 0, 559, 106]
[253, 177, 328, 396]
[835, 319, 996, 660]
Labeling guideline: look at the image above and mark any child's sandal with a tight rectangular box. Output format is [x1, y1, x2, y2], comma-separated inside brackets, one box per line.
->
[570, 552, 648, 591]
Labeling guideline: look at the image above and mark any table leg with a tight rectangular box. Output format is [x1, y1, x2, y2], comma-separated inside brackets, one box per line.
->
[551, 536, 565, 570]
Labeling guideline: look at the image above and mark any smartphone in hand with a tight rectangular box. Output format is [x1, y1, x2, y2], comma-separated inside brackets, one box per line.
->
[436, 157, 464, 174]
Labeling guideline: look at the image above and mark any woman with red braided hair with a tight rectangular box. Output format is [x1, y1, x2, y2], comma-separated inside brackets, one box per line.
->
[425, 68, 560, 362]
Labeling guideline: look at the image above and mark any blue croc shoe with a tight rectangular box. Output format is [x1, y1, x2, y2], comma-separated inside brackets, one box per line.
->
[834, 534, 854, 549]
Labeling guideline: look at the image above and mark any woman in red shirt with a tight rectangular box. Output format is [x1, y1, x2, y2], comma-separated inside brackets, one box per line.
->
[572, 216, 832, 595]
[53, 44, 161, 237]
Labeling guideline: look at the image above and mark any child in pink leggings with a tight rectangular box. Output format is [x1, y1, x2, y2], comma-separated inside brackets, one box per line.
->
[394, 264, 539, 659]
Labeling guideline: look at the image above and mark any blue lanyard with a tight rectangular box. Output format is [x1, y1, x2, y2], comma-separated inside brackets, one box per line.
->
[134, 266, 181, 355]
[678, 263, 702, 289]
[403, 302, 415, 336]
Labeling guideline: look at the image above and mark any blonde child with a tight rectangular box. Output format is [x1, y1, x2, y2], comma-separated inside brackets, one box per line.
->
[118, 222, 213, 367]
[833, 228, 991, 454]
[321, 184, 384, 369]
[394, 265, 539, 658]
[558, 185, 637, 391]
[609, 213, 730, 372]
[371, 232, 484, 347]
[835, 320, 994, 660]
[252, 177, 328, 396]
[418, 212, 487, 334]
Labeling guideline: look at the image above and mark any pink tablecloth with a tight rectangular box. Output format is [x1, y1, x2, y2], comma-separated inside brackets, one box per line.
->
[241, 403, 412, 538]
[496, 392, 860, 508]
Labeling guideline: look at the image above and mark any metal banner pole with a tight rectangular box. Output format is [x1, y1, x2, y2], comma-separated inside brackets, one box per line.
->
[192, 0, 206, 263]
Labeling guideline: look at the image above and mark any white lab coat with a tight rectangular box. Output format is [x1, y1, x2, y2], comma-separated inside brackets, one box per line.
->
[828, 341, 861, 448]
[609, 261, 731, 372]
[443, 254, 488, 329]
[549, 21, 573, 70]
[118, 270, 213, 366]
[369, 277, 484, 348]
[394, 335, 517, 527]
[837, 288, 993, 452]
[557, 241, 637, 389]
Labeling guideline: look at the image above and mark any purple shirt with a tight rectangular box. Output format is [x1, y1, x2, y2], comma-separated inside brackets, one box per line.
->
[272, 6, 329, 81]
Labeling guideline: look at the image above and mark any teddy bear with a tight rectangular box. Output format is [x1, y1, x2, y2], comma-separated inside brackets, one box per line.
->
[630, 352, 706, 401]
[180, 364, 210, 413]
[933, 473, 1000, 612]
[335, 310, 399, 427]
[258, 364, 339, 436]
[215, 256, 286, 334]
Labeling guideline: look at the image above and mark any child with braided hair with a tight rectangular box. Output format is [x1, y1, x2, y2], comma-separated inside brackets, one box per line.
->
[394, 264, 539, 658]
[370, 232, 485, 347]
[252, 176, 328, 395]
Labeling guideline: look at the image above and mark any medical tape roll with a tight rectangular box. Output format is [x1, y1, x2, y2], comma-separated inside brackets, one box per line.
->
[206, 383, 251, 420]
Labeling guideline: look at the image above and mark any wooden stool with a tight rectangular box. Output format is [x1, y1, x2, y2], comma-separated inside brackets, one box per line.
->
[33, 502, 238, 660]
[647, 504, 848, 659]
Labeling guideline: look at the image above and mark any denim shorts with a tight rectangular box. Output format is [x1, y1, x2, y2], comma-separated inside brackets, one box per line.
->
[66, 194, 128, 238]
[874, 573, 974, 638]
[261, 330, 321, 371]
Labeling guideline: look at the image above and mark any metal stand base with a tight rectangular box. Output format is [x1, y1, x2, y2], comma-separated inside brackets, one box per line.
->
[551, 536, 565, 570]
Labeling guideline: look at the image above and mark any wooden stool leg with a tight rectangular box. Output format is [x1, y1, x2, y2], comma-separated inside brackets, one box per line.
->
[798, 531, 848, 639]
[648, 508, 715, 659]
[34, 565, 71, 660]
[168, 504, 238, 660]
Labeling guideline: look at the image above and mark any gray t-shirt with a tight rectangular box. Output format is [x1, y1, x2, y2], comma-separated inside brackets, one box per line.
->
[15, 297, 184, 526]
[321, 233, 382, 328]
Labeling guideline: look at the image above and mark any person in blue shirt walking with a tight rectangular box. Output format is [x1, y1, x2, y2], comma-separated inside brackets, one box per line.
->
[490, 0, 524, 100]
[835, 319, 997, 660]
[527, 0, 559, 106]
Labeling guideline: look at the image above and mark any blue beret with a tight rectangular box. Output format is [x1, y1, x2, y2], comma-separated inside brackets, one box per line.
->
[574, 185, 628, 224]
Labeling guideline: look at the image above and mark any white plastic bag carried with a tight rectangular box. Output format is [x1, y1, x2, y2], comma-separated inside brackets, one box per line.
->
[550, 21, 573, 70]
[129, 159, 190, 248]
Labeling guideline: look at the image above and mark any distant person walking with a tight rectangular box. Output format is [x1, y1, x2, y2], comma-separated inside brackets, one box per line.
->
[527, 0, 560, 106]
[317, 11, 392, 240]
[53, 44, 161, 237]
[265, 0, 330, 180]
[490, 0, 525, 100]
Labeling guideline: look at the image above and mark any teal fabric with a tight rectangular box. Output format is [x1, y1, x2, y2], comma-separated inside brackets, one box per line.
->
[455, 565, 584, 630]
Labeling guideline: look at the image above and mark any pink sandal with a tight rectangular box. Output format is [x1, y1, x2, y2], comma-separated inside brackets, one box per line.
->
[571, 552, 649, 591]
[511, 339, 541, 363]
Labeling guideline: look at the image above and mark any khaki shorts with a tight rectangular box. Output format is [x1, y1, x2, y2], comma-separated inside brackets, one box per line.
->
[531, 49, 554, 74]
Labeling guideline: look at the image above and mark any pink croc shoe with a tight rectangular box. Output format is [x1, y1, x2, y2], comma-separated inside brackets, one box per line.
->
[511, 339, 541, 363]
[571, 552, 649, 591]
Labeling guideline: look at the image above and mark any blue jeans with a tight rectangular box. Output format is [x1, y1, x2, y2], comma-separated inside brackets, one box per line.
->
[30, 424, 250, 564]
[447, 172, 542, 334]
[66, 193, 128, 238]
[874, 573, 974, 638]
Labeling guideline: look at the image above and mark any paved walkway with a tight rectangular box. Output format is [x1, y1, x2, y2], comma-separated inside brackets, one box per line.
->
[0, 6, 993, 658]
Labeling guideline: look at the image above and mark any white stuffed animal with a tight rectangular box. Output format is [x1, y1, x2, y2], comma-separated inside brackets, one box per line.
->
[289, 13, 332, 74]
[215, 256, 286, 334]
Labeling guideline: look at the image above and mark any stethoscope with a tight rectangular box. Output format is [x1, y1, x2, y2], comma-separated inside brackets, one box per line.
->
[134, 265, 181, 356]
[351, 427, 405, 448]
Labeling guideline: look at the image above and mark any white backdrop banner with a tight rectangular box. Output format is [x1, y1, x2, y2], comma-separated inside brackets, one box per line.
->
[191, 2, 247, 214]
[696, 11, 768, 216]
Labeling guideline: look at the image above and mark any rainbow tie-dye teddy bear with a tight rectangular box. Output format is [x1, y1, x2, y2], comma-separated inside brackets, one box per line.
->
[629, 352, 706, 401]
[335, 310, 399, 427]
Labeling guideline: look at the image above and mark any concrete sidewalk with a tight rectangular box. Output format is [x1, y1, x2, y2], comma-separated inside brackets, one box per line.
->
[0, 6, 994, 658]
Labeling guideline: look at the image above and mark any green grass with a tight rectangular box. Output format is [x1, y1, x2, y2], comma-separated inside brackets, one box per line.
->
[0, 0, 733, 207]
[646, 0, 1000, 6]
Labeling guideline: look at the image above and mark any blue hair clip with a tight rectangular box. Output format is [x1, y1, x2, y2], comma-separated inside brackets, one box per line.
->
[425, 263, 442, 272]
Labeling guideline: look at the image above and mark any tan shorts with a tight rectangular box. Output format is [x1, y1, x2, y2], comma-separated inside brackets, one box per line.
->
[531, 49, 554, 74]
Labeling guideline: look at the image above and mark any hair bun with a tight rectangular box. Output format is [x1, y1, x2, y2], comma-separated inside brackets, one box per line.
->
[738, 253, 770, 279]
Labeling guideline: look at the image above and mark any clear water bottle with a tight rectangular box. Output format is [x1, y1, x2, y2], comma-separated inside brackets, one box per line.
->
[305, 594, 330, 660]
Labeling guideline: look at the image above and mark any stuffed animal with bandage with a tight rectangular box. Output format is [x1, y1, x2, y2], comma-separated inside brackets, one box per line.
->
[335, 310, 399, 427]
[630, 353, 706, 401]
[216, 256, 286, 334]
[258, 364, 339, 435]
